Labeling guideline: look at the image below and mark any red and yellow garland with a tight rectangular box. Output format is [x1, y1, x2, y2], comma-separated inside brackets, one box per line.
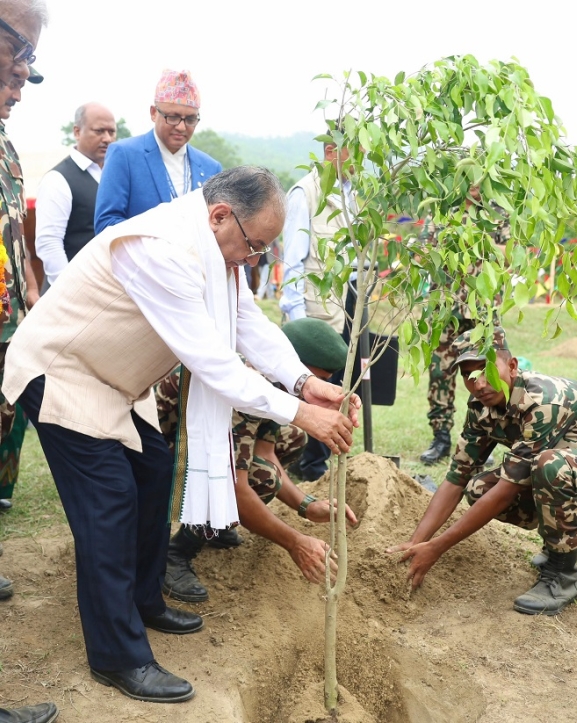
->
[0, 233, 9, 305]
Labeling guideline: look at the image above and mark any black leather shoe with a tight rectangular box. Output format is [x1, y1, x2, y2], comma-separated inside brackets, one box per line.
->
[0, 574, 13, 600]
[90, 660, 194, 703]
[0, 703, 59, 723]
[0, 499, 12, 511]
[142, 606, 204, 634]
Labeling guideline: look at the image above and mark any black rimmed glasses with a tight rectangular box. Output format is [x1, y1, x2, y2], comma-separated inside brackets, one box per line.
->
[155, 106, 200, 128]
[231, 210, 272, 257]
[0, 18, 36, 65]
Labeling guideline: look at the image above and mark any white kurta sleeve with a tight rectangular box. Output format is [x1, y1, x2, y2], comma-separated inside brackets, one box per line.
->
[110, 236, 306, 425]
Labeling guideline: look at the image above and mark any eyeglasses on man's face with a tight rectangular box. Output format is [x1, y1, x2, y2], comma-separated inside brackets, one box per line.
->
[155, 106, 200, 128]
[0, 18, 36, 65]
[231, 210, 272, 257]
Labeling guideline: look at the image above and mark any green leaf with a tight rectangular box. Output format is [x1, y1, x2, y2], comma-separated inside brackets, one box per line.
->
[513, 282, 530, 308]
[394, 71, 405, 85]
[320, 162, 337, 198]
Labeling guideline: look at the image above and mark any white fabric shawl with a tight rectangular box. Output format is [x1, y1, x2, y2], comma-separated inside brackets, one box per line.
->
[178, 190, 239, 530]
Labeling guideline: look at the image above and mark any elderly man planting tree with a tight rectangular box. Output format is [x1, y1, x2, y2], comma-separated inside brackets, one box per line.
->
[389, 327, 577, 616]
[3, 166, 360, 705]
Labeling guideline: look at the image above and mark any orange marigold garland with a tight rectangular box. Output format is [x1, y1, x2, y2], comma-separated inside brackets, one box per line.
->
[0, 233, 10, 311]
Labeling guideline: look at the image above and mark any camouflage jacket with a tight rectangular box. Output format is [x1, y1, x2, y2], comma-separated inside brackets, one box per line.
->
[420, 207, 509, 320]
[447, 371, 577, 488]
[0, 123, 26, 342]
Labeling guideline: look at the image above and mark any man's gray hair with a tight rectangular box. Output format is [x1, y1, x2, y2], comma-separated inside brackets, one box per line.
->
[0, 0, 49, 25]
[74, 104, 88, 128]
[202, 166, 286, 222]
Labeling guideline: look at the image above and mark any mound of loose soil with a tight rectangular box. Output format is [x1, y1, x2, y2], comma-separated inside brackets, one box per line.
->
[1, 453, 576, 722]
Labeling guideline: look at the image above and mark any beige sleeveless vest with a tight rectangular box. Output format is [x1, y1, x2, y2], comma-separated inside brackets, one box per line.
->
[293, 168, 350, 333]
[3, 195, 206, 452]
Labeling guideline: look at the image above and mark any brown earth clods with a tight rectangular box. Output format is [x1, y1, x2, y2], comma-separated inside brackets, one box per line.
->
[1, 453, 575, 722]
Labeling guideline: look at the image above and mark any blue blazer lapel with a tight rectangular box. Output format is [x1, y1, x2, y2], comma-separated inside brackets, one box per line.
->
[144, 130, 172, 204]
[188, 146, 206, 190]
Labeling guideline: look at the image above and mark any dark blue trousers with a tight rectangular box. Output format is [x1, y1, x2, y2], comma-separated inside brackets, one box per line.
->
[19, 376, 173, 670]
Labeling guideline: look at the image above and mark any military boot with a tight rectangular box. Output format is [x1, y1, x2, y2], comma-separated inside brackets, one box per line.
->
[530, 546, 577, 570]
[420, 430, 451, 465]
[163, 525, 208, 603]
[514, 549, 577, 616]
[0, 574, 13, 600]
[206, 526, 244, 549]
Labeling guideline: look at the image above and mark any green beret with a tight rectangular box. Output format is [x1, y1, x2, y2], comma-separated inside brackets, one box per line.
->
[282, 318, 348, 373]
[450, 326, 509, 372]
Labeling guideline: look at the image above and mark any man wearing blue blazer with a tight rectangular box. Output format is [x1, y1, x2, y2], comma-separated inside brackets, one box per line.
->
[95, 69, 221, 234]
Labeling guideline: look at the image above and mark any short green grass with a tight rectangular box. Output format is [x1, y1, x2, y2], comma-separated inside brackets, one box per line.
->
[1, 302, 575, 540]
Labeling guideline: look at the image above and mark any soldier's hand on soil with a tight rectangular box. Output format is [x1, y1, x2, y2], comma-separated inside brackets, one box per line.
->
[306, 498, 358, 526]
[289, 534, 338, 584]
[387, 540, 443, 589]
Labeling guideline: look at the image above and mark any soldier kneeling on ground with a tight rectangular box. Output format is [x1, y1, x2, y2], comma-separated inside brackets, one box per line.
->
[389, 326, 577, 616]
[156, 317, 357, 601]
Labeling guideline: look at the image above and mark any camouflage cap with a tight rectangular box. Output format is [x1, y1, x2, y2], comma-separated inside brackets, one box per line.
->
[282, 318, 348, 373]
[450, 327, 509, 372]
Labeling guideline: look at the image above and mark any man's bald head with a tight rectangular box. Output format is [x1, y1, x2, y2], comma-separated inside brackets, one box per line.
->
[73, 103, 117, 167]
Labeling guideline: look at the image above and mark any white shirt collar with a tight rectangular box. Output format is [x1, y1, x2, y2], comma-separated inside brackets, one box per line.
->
[70, 146, 101, 174]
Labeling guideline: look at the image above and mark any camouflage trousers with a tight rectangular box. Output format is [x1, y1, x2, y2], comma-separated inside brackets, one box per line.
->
[155, 366, 307, 506]
[465, 448, 577, 552]
[232, 410, 307, 505]
[0, 342, 15, 443]
[155, 367, 180, 452]
[427, 319, 475, 434]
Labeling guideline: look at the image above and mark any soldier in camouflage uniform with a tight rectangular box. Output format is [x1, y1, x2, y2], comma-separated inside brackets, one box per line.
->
[160, 317, 357, 602]
[420, 189, 510, 465]
[390, 327, 577, 615]
[0, 2, 61, 722]
[0, 64, 42, 606]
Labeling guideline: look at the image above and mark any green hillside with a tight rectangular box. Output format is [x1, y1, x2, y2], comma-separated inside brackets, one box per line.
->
[221, 131, 323, 177]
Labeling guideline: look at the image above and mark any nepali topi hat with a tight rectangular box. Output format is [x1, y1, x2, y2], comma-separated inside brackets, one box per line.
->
[154, 69, 200, 108]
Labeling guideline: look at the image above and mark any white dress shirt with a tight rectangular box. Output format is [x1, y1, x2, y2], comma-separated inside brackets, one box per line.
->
[35, 147, 102, 286]
[154, 130, 191, 198]
[279, 179, 353, 321]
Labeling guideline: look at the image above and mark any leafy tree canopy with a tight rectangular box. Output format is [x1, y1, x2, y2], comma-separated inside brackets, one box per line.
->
[310, 55, 577, 390]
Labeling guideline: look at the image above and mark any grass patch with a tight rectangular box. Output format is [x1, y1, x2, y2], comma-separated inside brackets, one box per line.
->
[0, 428, 66, 541]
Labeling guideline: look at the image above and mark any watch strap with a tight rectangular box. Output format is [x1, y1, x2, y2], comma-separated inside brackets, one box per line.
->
[298, 494, 317, 518]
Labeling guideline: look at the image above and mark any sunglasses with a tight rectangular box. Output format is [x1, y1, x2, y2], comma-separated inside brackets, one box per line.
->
[0, 17, 36, 65]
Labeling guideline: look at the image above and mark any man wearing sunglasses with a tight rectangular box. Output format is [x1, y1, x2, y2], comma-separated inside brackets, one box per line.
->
[95, 69, 221, 234]
[0, 3, 59, 721]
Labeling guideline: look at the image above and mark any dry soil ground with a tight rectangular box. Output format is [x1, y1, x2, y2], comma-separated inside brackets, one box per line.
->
[1, 454, 575, 722]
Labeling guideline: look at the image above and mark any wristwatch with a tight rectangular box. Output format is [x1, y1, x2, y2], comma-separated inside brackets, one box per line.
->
[294, 373, 313, 400]
[298, 494, 318, 518]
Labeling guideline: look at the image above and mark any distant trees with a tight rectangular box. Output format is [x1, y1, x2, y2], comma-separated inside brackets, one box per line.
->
[61, 117, 131, 146]
[189, 129, 242, 169]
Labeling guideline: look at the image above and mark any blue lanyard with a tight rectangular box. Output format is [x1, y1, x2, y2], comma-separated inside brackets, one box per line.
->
[165, 152, 191, 199]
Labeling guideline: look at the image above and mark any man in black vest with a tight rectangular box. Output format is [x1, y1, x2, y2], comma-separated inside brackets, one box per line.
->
[35, 102, 116, 290]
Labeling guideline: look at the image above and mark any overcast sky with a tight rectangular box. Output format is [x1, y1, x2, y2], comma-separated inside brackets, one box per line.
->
[7, 0, 577, 154]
